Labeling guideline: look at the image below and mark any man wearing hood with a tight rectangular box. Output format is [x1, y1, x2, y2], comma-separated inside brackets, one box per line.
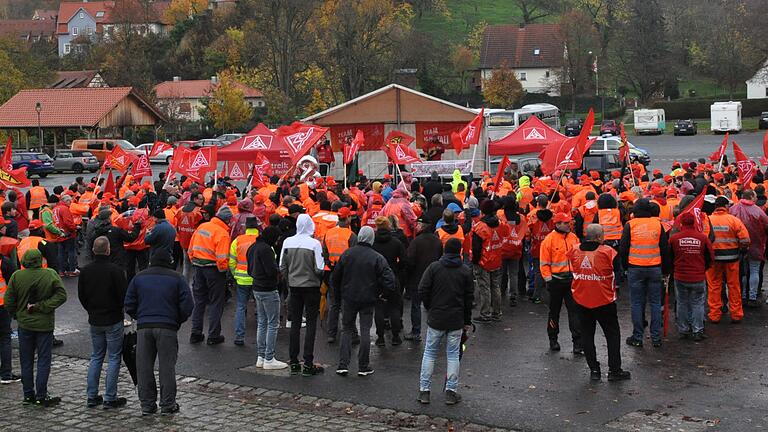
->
[729, 189, 768, 307]
[332, 226, 396, 377]
[382, 188, 417, 238]
[188, 206, 233, 346]
[450, 170, 467, 194]
[372, 217, 407, 345]
[417, 238, 473, 405]
[280, 213, 325, 376]
[4, 249, 67, 407]
[516, 176, 534, 210]
[85, 204, 141, 268]
[527, 194, 554, 303]
[229, 198, 259, 239]
[620, 198, 671, 347]
[540, 212, 582, 353]
[405, 217, 443, 342]
[472, 200, 509, 323]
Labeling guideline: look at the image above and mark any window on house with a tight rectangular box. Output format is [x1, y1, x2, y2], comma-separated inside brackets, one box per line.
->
[533, 48, 540, 55]
[64, 44, 71, 54]
[72, 27, 78, 35]
[519, 72, 527, 81]
[179, 103, 192, 114]
[96, 11, 104, 18]
[87, 27, 93, 36]
[79, 12, 84, 19]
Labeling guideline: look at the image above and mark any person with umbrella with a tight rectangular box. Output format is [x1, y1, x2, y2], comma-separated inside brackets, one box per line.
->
[78, 236, 129, 409]
[124, 249, 194, 416]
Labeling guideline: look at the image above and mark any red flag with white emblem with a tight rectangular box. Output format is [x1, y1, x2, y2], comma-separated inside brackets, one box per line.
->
[131, 149, 152, 179]
[275, 122, 329, 163]
[732, 141, 756, 186]
[344, 130, 364, 165]
[673, 189, 705, 232]
[105, 146, 138, 172]
[709, 133, 729, 162]
[450, 108, 484, 155]
[383, 131, 420, 164]
[149, 140, 173, 158]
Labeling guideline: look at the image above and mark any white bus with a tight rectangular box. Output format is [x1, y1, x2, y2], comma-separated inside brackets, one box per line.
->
[485, 103, 561, 141]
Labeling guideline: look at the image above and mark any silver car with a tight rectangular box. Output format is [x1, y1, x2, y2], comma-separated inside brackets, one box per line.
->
[215, 133, 244, 145]
[53, 150, 100, 173]
[136, 143, 174, 164]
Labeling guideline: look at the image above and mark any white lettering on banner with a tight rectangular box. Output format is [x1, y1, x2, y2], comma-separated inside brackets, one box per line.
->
[242, 135, 271, 150]
[411, 160, 472, 177]
[523, 127, 546, 140]
[229, 164, 244, 179]
[284, 128, 315, 154]
[190, 151, 210, 169]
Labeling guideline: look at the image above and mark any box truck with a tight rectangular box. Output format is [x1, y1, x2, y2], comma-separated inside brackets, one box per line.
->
[711, 101, 742, 133]
[633, 109, 666, 135]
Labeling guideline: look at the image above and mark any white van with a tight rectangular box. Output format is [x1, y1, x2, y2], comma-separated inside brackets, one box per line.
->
[633, 109, 666, 135]
[711, 101, 742, 133]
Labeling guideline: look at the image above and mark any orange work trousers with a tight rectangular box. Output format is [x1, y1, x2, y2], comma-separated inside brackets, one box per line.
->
[705, 261, 743, 322]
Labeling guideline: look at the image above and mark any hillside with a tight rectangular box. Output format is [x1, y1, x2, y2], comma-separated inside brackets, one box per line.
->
[415, 0, 527, 44]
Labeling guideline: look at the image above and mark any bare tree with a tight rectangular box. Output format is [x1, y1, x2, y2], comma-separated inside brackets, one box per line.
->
[557, 10, 598, 113]
[511, 0, 562, 24]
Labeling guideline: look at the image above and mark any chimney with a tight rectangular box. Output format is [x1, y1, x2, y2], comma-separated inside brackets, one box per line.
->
[210, 76, 219, 84]
[172, 76, 181, 82]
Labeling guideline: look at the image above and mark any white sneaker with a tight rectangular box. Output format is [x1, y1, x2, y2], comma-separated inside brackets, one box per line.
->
[285, 320, 306, 329]
[123, 319, 133, 327]
[263, 358, 288, 370]
[256, 356, 264, 368]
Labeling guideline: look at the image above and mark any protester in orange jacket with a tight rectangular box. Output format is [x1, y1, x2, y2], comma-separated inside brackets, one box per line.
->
[381, 188, 417, 238]
[471, 200, 509, 323]
[539, 212, 581, 353]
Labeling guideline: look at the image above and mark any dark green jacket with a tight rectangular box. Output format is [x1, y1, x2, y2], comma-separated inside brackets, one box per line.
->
[4, 249, 67, 332]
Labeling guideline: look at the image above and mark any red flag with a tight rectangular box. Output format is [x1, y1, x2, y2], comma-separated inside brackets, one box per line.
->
[102, 170, 116, 196]
[383, 130, 421, 165]
[619, 123, 630, 163]
[344, 130, 364, 165]
[0, 165, 30, 188]
[760, 131, 768, 166]
[576, 108, 595, 156]
[491, 155, 510, 194]
[170, 146, 191, 173]
[131, 150, 152, 179]
[149, 140, 173, 158]
[275, 122, 329, 163]
[539, 136, 596, 175]
[186, 147, 218, 173]
[673, 189, 705, 232]
[451, 108, 484, 155]
[1, 136, 12, 171]
[732, 141, 756, 186]
[250, 172, 267, 188]
[105, 146, 138, 172]
[709, 133, 729, 162]
[253, 151, 273, 177]
[227, 162, 247, 180]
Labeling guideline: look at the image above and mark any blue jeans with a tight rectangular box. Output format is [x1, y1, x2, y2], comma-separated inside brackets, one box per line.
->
[675, 279, 706, 335]
[627, 266, 662, 342]
[234, 284, 255, 343]
[742, 259, 761, 301]
[58, 237, 77, 272]
[0, 307, 12, 379]
[18, 329, 53, 399]
[87, 322, 124, 402]
[254, 290, 281, 361]
[419, 326, 462, 392]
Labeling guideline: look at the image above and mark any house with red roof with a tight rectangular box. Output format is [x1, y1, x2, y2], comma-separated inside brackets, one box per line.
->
[479, 23, 563, 96]
[154, 77, 265, 122]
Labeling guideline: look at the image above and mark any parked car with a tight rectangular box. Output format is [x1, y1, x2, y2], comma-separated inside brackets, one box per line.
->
[563, 118, 584, 136]
[599, 120, 619, 136]
[588, 136, 651, 166]
[136, 143, 174, 164]
[673, 119, 698, 136]
[53, 150, 100, 173]
[759, 112, 768, 130]
[193, 139, 226, 149]
[71, 139, 143, 162]
[215, 133, 244, 144]
[12, 152, 55, 177]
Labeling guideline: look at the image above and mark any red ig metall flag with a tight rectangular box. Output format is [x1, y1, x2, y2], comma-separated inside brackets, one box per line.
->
[732, 141, 756, 186]
[451, 108, 484, 155]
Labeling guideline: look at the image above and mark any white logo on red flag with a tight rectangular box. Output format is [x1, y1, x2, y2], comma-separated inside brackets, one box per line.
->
[524, 127, 546, 140]
[189, 151, 210, 170]
[113, 155, 125, 166]
[466, 126, 477, 141]
[136, 155, 149, 171]
[395, 145, 407, 160]
[242, 135, 271, 150]
[284, 128, 315, 154]
[229, 163, 245, 179]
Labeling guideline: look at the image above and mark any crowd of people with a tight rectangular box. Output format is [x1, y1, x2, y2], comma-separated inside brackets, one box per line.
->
[0, 155, 766, 412]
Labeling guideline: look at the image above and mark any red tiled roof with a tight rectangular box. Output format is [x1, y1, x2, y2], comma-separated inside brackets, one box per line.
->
[49, 70, 101, 89]
[33, 9, 58, 20]
[109, 0, 171, 25]
[154, 80, 264, 99]
[0, 87, 162, 128]
[57, 1, 114, 34]
[0, 20, 55, 39]
[480, 24, 563, 69]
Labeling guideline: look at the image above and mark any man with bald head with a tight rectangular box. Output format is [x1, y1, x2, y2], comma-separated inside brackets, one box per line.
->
[567, 224, 630, 382]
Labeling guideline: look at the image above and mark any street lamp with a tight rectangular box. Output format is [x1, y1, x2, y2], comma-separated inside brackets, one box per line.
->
[588, 51, 605, 118]
[35, 102, 42, 152]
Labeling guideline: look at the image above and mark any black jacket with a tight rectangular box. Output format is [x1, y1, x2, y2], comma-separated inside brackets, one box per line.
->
[418, 253, 474, 331]
[246, 237, 280, 291]
[372, 229, 406, 284]
[471, 214, 500, 265]
[405, 230, 443, 288]
[331, 243, 396, 306]
[423, 179, 443, 205]
[424, 206, 444, 230]
[78, 255, 128, 326]
[85, 212, 140, 265]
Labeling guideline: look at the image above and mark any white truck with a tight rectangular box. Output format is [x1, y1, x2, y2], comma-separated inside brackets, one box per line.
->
[710, 101, 742, 133]
[633, 108, 666, 135]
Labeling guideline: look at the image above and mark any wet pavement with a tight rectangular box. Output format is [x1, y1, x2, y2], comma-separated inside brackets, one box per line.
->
[33, 275, 768, 431]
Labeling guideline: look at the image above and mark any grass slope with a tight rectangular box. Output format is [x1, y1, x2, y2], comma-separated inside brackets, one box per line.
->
[415, 0, 524, 44]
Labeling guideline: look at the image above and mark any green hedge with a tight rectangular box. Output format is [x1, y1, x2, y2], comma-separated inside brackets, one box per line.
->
[651, 98, 768, 119]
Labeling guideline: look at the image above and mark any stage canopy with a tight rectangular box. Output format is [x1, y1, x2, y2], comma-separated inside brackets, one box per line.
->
[488, 115, 566, 156]
[217, 123, 291, 175]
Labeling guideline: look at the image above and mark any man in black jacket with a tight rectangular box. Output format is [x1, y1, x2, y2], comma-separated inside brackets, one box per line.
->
[85, 205, 141, 267]
[422, 172, 443, 206]
[372, 216, 406, 346]
[332, 226, 396, 377]
[404, 218, 442, 342]
[417, 238, 473, 405]
[78, 236, 129, 409]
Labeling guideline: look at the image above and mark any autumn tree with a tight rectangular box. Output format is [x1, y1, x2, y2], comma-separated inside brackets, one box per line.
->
[315, 0, 413, 99]
[403, 0, 449, 19]
[206, 72, 254, 132]
[557, 10, 598, 113]
[165, 0, 208, 24]
[511, 0, 563, 24]
[483, 63, 524, 108]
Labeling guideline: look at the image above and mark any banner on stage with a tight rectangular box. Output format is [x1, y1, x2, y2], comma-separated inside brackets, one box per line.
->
[410, 160, 473, 177]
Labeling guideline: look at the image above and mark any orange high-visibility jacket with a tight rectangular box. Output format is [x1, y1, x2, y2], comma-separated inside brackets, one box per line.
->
[539, 230, 578, 280]
[597, 208, 623, 241]
[709, 208, 750, 261]
[188, 217, 231, 271]
[626, 218, 663, 266]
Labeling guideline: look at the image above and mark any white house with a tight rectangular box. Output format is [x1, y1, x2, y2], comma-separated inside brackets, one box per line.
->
[154, 77, 265, 122]
[747, 62, 768, 99]
[478, 23, 563, 97]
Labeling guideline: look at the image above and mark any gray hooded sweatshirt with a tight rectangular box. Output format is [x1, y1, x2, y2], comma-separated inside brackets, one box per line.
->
[279, 214, 325, 287]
